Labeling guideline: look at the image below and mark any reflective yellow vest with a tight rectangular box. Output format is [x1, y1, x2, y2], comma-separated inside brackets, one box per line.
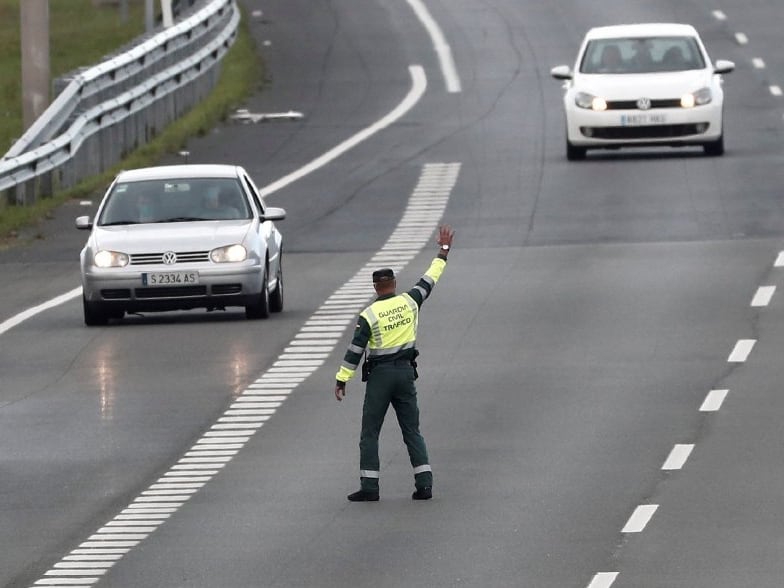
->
[361, 292, 419, 359]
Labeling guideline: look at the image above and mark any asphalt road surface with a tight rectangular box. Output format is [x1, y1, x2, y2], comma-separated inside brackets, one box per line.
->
[2, 1, 784, 587]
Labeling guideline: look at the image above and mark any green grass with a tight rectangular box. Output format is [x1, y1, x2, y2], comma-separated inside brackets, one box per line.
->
[0, 3, 264, 244]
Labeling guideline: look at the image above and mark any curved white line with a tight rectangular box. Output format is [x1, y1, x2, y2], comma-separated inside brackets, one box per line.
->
[1, 66, 429, 335]
[406, 0, 461, 93]
[0, 286, 82, 336]
[258, 65, 427, 197]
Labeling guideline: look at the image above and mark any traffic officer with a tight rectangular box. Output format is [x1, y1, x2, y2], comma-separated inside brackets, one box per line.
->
[334, 225, 455, 502]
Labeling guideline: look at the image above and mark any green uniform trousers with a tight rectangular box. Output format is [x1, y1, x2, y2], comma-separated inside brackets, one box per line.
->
[359, 363, 432, 492]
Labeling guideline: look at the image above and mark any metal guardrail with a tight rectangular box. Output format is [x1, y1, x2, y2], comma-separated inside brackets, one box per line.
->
[0, 0, 239, 203]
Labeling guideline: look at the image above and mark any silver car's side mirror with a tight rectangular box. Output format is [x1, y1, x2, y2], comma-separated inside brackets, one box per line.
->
[261, 207, 286, 222]
[550, 65, 573, 80]
[75, 216, 93, 230]
[713, 59, 735, 75]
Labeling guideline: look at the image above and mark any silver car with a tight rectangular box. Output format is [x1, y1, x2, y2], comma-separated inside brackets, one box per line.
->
[76, 164, 286, 325]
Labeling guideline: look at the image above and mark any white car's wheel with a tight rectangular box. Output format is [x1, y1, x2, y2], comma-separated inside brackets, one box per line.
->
[83, 295, 109, 326]
[703, 134, 724, 156]
[566, 139, 587, 161]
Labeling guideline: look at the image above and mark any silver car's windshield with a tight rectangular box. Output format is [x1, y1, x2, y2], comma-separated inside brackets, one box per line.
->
[98, 178, 252, 226]
[580, 36, 706, 74]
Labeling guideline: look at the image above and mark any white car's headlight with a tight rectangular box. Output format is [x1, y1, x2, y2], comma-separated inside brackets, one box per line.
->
[575, 92, 607, 111]
[681, 87, 712, 108]
[93, 250, 129, 268]
[210, 244, 247, 263]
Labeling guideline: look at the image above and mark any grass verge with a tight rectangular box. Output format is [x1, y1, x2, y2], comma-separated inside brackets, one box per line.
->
[0, 7, 263, 246]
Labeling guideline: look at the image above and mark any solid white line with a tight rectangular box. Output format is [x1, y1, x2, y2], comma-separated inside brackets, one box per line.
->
[700, 389, 728, 412]
[258, 66, 427, 197]
[0, 286, 81, 336]
[728, 339, 756, 362]
[405, 0, 461, 93]
[662, 444, 694, 470]
[622, 504, 658, 533]
[751, 285, 775, 307]
[586, 573, 619, 588]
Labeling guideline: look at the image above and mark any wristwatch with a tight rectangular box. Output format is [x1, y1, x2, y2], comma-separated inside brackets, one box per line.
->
[440, 244, 450, 251]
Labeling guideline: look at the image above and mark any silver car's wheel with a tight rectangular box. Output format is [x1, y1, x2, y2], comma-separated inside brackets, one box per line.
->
[269, 255, 284, 313]
[245, 266, 270, 319]
[83, 295, 109, 326]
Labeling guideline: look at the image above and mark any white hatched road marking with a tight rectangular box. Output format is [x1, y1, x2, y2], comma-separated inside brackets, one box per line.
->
[586, 572, 619, 588]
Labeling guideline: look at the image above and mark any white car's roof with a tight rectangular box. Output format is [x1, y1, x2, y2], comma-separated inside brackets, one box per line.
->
[115, 164, 244, 182]
[585, 23, 699, 40]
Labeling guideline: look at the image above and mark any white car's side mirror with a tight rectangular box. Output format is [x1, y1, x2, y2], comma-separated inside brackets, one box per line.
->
[75, 216, 93, 230]
[550, 65, 573, 80]
[713, 59, 735, 74]
[261, 207, 286, 222]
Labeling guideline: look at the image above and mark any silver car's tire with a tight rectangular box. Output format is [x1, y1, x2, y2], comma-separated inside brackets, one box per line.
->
[269, 256, 283, 313]
[245, 266, 270, 319]
[83, 295, 109, 326]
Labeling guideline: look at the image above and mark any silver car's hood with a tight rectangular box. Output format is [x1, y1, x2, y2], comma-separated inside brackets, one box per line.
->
[92, 221, 253, 253]
[574, 70, 715, 99]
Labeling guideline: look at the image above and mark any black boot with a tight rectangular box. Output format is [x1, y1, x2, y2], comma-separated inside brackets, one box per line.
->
[347, 489, 379, 502]
[411, 487, 432, 500]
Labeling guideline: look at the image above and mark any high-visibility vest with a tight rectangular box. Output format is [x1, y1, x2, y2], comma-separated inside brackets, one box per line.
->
[360, 292, 419, 359]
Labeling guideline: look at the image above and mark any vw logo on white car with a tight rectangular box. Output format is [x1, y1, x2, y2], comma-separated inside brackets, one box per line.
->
[636, 97, 652, 110]
[162, 251, 178, 265]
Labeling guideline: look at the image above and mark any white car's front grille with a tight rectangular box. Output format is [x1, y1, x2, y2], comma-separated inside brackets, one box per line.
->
[130, 251, 211, 265]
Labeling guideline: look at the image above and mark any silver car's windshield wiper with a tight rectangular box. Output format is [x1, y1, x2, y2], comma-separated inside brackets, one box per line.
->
[154, 217, 205, 223]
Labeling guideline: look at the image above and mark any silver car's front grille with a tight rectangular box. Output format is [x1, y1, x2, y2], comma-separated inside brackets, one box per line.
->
[130, 251, 210, 265]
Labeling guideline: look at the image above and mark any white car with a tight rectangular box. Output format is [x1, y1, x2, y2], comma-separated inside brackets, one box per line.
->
[550, 23, 734, 160]
[76, 164, 286, 325]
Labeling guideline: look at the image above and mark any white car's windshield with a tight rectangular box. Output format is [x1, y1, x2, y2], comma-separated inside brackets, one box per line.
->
[580, 36, 705, 74]
[99, 178, 252, 225]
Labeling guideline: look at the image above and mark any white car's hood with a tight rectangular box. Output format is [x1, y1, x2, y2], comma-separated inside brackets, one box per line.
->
[93, 221, 252, 253]
[575, 70, 715, 100]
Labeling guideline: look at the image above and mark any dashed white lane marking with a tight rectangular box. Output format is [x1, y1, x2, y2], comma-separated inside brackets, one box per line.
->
[735, 32, 749, 45]
[727, 339, 756, 362]
[29, 162, 461, 587]
[406, 0, 461, 93]
[622, 504, 659, 533]
[712, 10, 727, 21]
[586, 572, 619, 588]
[662, 444, 695, 470]
[751, 285, 775, 307]
[752, 57, 766, 69]
[770, 85, 783, 97]
[775, 251, 784, 267]
[700, 389, 729, 412]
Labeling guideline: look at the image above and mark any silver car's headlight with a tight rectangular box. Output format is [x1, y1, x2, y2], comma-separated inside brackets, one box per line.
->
[575, 92, 608, 111]
[93, 250, 129, 268]
[210, 244, 247, 263]
[681, 87, 712, 108]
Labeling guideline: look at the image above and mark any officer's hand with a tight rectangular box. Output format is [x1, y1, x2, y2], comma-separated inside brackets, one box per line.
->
[438, 224, 454, 248]
[335, 383, 346, 402]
